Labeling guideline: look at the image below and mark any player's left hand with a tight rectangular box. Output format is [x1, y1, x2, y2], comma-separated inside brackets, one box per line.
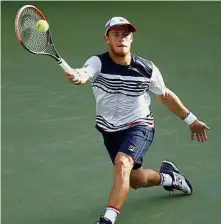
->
[189, 120, 210, 142]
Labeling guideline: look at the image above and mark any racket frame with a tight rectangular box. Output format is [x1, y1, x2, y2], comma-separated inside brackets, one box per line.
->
[15, 4, 61, 62]
[15, 4, 78, 77]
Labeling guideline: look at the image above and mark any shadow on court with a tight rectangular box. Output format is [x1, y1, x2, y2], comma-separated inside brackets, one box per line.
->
[20, 193, 191, 224]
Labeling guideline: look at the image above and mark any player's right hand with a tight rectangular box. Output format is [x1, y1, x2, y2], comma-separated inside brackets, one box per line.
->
[64, 69, 86, 85]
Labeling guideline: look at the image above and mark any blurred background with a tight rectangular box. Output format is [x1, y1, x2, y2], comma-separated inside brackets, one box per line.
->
[2, 1, 221, 224]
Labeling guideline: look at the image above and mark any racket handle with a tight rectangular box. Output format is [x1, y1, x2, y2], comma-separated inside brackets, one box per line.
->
[58, 58, 79, 80]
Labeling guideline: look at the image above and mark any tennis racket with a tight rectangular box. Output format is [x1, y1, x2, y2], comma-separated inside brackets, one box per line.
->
[15, 4, 78, 79]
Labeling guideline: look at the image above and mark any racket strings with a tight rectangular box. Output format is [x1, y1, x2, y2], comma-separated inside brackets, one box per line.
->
[18, 8, 48, 53]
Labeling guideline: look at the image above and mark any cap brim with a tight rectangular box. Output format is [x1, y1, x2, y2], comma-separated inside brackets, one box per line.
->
[106, 23, 136, 35]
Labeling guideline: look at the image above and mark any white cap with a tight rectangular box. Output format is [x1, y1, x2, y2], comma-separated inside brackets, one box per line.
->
[104, 17, 136, 35]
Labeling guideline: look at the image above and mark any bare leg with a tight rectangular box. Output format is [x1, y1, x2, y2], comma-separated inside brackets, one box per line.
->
[102, 154, 163, 223]
[108, 152, 134, 209]
[130, 166, 161, 189]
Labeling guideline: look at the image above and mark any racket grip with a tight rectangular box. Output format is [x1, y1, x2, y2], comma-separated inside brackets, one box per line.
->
[58, 58, 79, 80]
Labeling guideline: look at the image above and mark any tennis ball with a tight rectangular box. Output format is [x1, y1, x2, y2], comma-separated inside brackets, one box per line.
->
[36, 20, 49, 32]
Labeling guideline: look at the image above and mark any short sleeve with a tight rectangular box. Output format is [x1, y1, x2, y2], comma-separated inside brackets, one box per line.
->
[149, 63, 166, 95]
[83, 56, 101, 81]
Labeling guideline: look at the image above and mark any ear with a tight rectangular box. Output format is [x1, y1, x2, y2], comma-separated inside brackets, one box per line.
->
[130, 33, 133, 43]
[104, 35, 110, 45]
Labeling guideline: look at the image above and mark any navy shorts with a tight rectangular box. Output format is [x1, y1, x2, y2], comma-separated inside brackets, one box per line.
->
[96, 125, 155, 170]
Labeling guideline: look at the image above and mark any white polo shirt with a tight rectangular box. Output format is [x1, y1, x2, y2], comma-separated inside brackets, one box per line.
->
[82, 52, 166, 132]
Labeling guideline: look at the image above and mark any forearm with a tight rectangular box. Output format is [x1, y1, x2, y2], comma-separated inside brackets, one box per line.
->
[157, 89, 190, 119]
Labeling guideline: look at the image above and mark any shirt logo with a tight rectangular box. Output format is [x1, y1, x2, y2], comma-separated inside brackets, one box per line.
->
[136, 81, 143, 87]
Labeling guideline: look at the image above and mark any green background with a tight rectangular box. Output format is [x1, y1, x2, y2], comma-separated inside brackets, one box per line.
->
[2, 1, 221, 224]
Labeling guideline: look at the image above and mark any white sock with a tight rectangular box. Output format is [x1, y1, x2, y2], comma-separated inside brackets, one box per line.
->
[104, 206, 120, 224]
[159, 173, 173, 186]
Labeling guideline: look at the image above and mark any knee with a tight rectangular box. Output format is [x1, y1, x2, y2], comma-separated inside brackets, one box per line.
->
[114, 153, 134, 176]
[129, 168, 146, 190]
[130, 176, 144, 190]
[130, 181, 141, 190]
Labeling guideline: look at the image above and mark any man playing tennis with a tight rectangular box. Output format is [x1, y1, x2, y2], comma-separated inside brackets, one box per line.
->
[64, 17, 209, 224]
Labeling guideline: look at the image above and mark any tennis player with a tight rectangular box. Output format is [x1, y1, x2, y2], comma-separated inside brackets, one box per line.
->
[64, 17, 209, 224]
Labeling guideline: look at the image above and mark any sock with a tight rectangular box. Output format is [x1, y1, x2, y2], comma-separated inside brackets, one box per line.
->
[159, 173, 173, 186]
[103, 206, 120, 224]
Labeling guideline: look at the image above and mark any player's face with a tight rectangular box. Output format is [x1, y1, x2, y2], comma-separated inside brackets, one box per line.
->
[105, 26, 133, 57]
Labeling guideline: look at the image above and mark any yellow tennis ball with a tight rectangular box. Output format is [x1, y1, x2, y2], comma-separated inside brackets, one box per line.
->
[36, 20, 49, 32]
